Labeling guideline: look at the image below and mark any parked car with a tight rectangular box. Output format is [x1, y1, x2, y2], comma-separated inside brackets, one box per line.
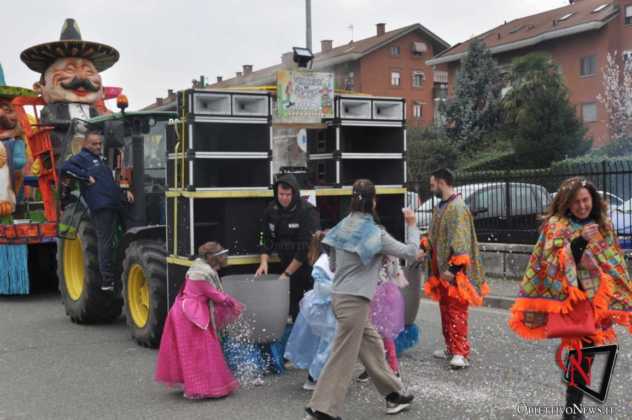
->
[601, 191, 625, 210]
[414, 182, 551, 243]
[611, 209, 632, 249]
[610, 198, 632, 249]
[619, 197, 632, 214]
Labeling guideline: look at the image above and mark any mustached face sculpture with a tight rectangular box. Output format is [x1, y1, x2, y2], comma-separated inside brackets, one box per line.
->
[36, 57, 103, 104]
[20, 18, 119, 159]
[20, 17, 118, 108]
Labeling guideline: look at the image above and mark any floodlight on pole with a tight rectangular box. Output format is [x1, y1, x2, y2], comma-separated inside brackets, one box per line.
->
[292, 47, 314, 68]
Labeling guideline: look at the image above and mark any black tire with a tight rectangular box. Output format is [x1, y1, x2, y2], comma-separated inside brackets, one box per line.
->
[122, 239, 167, 348]
[57, 207, 123, 323]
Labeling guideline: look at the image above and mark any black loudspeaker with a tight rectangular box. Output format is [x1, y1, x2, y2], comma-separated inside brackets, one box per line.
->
[339, 126, 404, 153]
[340, 159, 404, 186]
[306, 98, 406, 187]
[308, 159, 337, 186]
[307, 127, 336, 154]
[192, 197, 271, 256]
[317, 194, 404, 242]
[193, 123, 269, 152]
[193, 158, 270, 189]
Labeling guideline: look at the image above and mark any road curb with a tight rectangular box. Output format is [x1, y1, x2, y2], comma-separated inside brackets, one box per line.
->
[421, 295, 515, 310]
[482, 295, 515, 310]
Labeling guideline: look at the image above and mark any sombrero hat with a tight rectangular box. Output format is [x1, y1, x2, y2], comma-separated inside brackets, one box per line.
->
[0, 63, 36, 99]
[20, 18, 119, 74]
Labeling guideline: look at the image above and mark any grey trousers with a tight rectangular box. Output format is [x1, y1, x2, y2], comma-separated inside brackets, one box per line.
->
[308, 294, 402, 417]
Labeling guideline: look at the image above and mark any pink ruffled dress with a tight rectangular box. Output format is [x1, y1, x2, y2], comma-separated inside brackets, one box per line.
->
[155, 259, 243, 399]
[370, 255, 407, 373]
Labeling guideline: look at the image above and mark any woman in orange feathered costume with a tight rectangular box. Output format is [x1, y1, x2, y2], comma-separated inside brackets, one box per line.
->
[509, 177, 632, 419]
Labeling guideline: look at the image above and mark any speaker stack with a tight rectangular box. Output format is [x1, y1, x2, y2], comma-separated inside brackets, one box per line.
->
[166, 90, 409, 299]
[307, 94, 407, 239]
[166, 89, 275, 296]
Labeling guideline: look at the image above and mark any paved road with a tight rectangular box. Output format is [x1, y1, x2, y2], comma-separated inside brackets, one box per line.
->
[1, 292, 630, 420]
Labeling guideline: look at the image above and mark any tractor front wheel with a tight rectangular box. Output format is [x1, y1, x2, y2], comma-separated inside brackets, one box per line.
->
[122, 239, 168, 348]
[57, 207, 123, 323]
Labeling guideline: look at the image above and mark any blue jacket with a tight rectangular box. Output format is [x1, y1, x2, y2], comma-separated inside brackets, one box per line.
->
[60, 148, 123, 211]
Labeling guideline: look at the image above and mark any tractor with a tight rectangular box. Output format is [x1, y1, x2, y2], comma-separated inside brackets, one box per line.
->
[56, 109, 175, 347]
[53, 80, 411, 350]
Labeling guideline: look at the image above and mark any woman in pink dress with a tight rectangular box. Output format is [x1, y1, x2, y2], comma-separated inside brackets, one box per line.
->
[155, 242, 243, 399]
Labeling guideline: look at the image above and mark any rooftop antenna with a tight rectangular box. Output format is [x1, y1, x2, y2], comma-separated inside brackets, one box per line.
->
[348, 24, 354, 41]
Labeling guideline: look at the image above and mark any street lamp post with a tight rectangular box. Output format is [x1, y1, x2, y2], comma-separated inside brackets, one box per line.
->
[306, 0, 312, 51]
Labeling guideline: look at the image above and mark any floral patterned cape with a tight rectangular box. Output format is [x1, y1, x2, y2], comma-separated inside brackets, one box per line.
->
[421, 195, 488, 306]
[509, 216, 632, 345]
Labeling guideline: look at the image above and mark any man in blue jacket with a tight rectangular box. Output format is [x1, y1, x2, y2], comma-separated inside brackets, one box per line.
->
[60, 130, 134, 291]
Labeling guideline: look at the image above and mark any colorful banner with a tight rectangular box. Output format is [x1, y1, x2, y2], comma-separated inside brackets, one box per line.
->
[276, 70, 334, 123]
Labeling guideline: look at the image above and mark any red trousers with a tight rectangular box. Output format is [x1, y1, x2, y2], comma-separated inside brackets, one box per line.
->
[383, 338, 399, 374]
[438, 284, 471, 358]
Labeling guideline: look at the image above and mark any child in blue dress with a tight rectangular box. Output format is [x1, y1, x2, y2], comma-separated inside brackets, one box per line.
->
[284, 231, 336, 390]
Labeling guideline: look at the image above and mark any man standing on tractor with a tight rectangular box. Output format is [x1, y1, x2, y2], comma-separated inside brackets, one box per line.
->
[60, 130, 133, 291]
[256, 173, 320, 322]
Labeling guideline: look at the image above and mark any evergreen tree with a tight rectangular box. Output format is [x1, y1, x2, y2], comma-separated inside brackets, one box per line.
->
[445, 39, 503, 150]
[503, 53, 591, 168]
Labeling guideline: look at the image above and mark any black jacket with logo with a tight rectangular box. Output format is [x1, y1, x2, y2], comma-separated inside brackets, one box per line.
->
[260, 174, 320, 263]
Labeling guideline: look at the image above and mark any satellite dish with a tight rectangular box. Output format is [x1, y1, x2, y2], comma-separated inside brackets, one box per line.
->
[297, 128, 308, 153]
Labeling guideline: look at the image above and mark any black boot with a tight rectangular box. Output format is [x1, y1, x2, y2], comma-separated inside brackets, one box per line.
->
[562, 386, 585, 420]
[304, 407, 341, 420]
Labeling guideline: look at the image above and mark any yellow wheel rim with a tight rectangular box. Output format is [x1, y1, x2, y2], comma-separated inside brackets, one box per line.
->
[63, 238, 85, 301]
[128, 264, 150, 328]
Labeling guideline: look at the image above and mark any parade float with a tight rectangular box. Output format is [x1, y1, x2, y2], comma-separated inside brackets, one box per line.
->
[0, 18, 123, 295]
[165, 70, 419, 354]
[0, 63, 54, 295]
[9, 18, 420, 358]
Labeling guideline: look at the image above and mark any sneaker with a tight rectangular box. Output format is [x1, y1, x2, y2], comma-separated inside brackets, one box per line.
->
[433, 349, 451, 359]
[252, 377, 265, 386]
[449, 355, 469, 369]
[303, 375, 317, 391]
[356, 370, 369, 383]
[385, 392, 414, 415]
[304, 407, 342, 420]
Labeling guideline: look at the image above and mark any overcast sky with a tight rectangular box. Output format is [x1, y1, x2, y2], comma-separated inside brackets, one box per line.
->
[2, 0, 572, 109]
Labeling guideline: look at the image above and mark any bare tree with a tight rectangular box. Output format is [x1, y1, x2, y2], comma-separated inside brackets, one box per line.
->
[597, 52, 632, 141]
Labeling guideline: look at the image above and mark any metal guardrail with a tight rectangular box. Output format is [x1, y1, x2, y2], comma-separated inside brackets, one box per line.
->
[405, 161, 632, 247]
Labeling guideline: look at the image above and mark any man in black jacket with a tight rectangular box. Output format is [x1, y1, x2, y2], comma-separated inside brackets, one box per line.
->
[60, 130, 133, 291]
[255, 173, 320, 321]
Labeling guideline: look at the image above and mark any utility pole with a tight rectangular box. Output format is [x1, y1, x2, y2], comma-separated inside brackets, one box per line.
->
[306, 0, 312, 51]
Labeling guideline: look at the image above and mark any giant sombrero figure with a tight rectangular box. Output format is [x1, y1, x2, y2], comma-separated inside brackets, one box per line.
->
[0, 63, 37, 294]
[20, 18, 119, 161]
